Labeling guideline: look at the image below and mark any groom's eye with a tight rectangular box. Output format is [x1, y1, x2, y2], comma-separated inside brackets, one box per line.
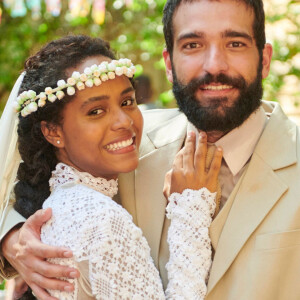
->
[184, 42, 201, 49]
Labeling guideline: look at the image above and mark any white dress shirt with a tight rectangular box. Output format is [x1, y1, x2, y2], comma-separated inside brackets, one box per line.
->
[187, 106, 268, 211]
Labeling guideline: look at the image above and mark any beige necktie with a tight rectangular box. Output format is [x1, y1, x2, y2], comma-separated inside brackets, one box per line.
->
[206, 145, 222, 217]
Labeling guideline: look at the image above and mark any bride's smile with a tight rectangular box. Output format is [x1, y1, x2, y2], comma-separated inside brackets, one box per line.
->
[45, 56, 143, 180]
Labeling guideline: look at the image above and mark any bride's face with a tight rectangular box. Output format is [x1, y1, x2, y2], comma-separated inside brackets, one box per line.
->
[53, 56, 143, 179]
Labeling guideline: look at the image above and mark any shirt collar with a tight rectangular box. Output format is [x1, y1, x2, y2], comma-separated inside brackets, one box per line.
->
[187, 105, 267, 176]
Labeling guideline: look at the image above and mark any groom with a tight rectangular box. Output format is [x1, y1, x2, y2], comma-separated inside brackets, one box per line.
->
[1, 0, 300, 299]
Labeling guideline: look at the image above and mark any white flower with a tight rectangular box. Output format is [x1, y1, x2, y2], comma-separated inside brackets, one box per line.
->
[38, 99, 46, 107]
[93, 69, 101, 77]
[101, 74, 109, 81]
[56, 91, 65, 100]
[130, 66, 136, 73]
[115, 67, 123, 76]
[67, 86, 76, 96]
[119, 58, 126, 65]
[94, 78, 101, 86]
[124, 58, 131, 66]
[71, 71, 80, 80]
[57, 80, 66, 88]
[48, 94, 57, 103]
[39, 92, 47, 101]
[27, 90, 37, 99]
[85, 79, 94, 88]
[45, 87, 53, 95]
[84, 67, 92, 75]
[108, 72, 115, 79]
[126, 69, 134, 78]
[80, 73, 88, 82]
[90, 64, 98, 71]
[21, 108, 28, 117]
[27, 102, 38, 112]
[108, 62, 116, 72]
[19, 91, 28, 101]
[76, 81, 85, 90]
[99, 65, 107, 73]
[67, 77, 76, 86]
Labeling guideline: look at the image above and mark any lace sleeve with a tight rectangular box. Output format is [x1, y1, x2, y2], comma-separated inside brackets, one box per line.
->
[165, 188, 216, 300]
[81, 204, 165, 300]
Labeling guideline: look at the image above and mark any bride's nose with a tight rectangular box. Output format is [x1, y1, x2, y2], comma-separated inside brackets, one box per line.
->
[111, 108, 133, 131]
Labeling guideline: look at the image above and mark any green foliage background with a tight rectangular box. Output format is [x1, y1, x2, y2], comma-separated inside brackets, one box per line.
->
[0, 0, 299, 116]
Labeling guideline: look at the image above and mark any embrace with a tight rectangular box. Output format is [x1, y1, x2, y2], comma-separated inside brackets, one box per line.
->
[0, 0, 299, 300]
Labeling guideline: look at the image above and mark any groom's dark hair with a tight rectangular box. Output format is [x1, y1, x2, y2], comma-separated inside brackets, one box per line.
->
[162, 0, 266, 58]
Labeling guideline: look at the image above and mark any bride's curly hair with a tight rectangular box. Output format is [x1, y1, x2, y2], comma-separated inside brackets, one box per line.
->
[14, 35, 116, 219]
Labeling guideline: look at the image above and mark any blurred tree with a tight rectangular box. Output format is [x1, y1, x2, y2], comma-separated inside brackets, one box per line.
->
[264, 0, 300, 123]
[0, 0, 299, 117]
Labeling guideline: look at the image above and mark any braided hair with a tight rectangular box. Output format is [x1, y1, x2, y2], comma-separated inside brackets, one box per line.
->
[14, 35, 116, 218]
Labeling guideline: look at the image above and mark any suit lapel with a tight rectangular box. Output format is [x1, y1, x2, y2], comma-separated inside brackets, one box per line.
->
[207, 103, 297, 294]
[124, 112, 187, 265]
[118, 171, 137, 223]
[209, 167, 247, 251]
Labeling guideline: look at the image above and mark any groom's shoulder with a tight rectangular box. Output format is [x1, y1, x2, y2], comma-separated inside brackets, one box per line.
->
[141, 108, 183, 131]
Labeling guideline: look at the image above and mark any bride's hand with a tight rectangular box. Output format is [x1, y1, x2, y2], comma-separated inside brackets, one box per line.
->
[163, 131, 222, 199]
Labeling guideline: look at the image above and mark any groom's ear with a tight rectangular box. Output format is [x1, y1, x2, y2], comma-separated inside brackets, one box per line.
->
[40, 121, 65, 148]
[163, 48, 174, 83]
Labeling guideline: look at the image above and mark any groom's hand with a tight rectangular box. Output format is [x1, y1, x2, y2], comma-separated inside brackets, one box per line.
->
[2, 208, 80, 300]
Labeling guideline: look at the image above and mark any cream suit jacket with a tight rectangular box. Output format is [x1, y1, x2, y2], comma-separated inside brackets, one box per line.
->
[118, 101, 300, 300]
[2, 101, 300, 300]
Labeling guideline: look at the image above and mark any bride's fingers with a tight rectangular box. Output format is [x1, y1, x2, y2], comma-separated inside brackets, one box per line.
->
[173, 148, 184, 170]
[183, 131, 196, 171]
[207, 147, 223, 182]
[194, 131, 207, 173]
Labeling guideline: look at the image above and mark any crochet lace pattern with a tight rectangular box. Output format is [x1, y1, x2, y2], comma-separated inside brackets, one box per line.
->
[41, 163, 216, 299]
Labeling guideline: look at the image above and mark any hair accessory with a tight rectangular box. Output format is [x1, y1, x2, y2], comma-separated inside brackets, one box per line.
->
[14, 58, 136, 117]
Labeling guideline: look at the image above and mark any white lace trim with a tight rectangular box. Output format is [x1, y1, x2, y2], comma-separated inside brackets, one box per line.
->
[42, 182, 164, 299]
[42, 164, 216, 300]
[165, 188, 216, 300]
[49, 163, 118, 198]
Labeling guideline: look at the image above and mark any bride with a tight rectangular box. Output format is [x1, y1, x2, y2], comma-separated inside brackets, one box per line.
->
[0, 35, 222, 299]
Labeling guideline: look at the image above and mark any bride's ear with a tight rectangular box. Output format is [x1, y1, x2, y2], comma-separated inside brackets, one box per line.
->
[41, 121, 65, 148]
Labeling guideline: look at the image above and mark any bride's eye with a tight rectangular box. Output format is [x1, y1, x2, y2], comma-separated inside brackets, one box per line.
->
[122, 98, 135, 107]
[89, 108, 104, 115]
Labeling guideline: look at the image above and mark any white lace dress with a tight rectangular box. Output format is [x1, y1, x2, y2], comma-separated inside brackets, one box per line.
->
[41, 163, 216, 300]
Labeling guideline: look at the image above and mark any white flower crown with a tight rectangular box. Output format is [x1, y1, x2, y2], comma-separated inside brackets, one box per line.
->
[14, 58, 136, 117]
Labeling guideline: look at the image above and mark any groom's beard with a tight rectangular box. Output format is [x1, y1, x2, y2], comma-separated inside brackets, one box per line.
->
[172, 68, 263, 133]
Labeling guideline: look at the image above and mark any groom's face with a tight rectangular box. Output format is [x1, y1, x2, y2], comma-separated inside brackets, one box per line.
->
[163, 0, 272, 132]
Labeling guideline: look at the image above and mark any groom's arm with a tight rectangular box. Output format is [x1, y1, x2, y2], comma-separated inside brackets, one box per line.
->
[0, 205, 25, 280]
[1, 208, 80, 300]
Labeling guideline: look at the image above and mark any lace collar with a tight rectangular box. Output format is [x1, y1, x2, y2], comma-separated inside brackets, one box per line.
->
[49, 163, 118, 198]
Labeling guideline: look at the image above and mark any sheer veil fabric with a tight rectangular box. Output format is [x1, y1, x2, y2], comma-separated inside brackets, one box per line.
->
[0, 72, 25, 230]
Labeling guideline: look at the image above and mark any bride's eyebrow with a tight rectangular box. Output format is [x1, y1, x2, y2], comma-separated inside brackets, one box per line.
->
[80, 86, 135, 109]
[121, 87, 135, 95]
[81, 95, 109, 109]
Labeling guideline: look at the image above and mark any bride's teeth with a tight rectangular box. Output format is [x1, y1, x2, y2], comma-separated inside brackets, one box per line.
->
[106, 137, 133, 151]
